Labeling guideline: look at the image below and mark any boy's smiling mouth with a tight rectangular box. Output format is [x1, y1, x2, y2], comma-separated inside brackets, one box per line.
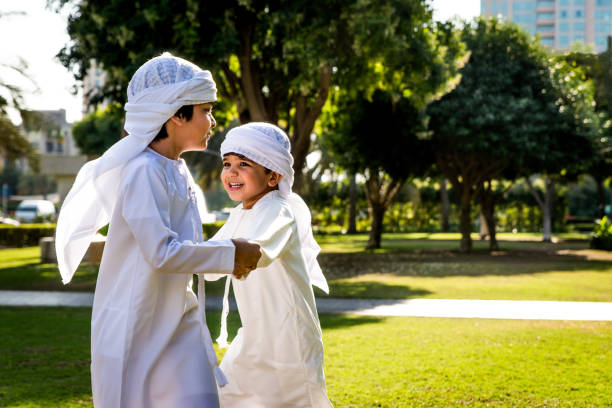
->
[228, 182, 243, 189]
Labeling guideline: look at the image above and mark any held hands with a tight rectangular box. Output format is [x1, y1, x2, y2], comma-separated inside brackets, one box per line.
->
[231, 238, 262, 280]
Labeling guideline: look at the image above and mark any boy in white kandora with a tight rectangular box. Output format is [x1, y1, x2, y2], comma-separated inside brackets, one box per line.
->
[54, 53, 261, 408]
[206, 122, 333, 407]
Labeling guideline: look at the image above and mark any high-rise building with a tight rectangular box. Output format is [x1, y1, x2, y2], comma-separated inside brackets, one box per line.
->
[481, 0, 612, 52]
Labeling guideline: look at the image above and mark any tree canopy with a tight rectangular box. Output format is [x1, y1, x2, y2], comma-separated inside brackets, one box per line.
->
[51, 0, 462, 191]
[427, 18, 595, 251]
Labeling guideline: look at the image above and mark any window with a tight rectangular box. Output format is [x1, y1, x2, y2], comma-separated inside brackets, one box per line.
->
[537, 12, 555, 19]
[537, 0, 555, 6]
[574, 22, 585, 31]
[559, 35, 571, 46]
[575, 9, 584, 18]
[540, 37, 554, 46]
[595, 10, 612, 20]
[596, 36, 609, 47]
[596, 22, 611, 32]
[515, 14, 537, 24]
[574, 0, 585, 5]
[560, 10, 569, 18]
[573, 34, 585, 42]
[514, 1, 537, 11]
[559, 0, 570, 5]
[559, 22, 570, 32]
[596, 0, 612, 6]
[538, 25, 555, 32]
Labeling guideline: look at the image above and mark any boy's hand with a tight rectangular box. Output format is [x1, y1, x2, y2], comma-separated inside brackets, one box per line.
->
[231, 238, 262, 280]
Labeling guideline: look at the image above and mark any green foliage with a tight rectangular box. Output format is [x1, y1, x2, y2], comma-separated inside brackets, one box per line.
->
[51, 0, 463, 190]
[202, 221, 225, 240]
[0, 225, 55, 247]
[71, 105, 123, 156]
[590, 216, 612, 250]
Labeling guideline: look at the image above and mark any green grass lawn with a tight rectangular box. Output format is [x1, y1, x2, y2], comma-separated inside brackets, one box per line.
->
[2, 233, 612, 302]
[1, 307, 610, 407]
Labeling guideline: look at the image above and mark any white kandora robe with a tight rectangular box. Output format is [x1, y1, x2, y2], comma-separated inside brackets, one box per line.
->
[209, 191, 333, 408]
[91, 148, 235, 408]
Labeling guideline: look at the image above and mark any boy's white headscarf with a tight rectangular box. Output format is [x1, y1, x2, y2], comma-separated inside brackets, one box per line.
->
[220, 122, 329, 293]
[55, 52, 217, 284]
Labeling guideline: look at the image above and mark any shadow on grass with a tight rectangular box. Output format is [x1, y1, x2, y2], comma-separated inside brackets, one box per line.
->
[315, 281, 431, 299]
[319, 314, 386, 331]
[0, 262, 98, 291]
[318, 247, 612, 279]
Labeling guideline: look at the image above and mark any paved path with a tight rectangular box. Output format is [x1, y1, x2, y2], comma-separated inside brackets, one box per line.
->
[1, 290, 611, 321]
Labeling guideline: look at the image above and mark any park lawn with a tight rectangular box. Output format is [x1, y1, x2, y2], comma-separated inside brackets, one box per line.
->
[0, 307, 610, 407]
[0, 247, 97, 291]
[2, 236, 612, 301]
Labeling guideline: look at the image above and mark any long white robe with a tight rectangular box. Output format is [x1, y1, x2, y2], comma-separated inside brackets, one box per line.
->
[91, 148, 235, 408]
[210, 191, 333, 408]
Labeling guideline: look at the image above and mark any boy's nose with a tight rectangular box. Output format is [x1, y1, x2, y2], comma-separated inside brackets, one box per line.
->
[211, 115, 216, 129]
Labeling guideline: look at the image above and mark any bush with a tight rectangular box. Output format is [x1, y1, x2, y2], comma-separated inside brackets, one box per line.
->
[590, 217, 612, 250]
[0, 224, 56, 247]
[203, 222, 225, 239]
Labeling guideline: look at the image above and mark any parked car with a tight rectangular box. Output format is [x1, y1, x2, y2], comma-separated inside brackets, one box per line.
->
[15, 200, 56, 223]
[0, 215, 20, 225]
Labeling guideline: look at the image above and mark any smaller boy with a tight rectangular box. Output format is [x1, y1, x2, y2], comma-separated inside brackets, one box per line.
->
[205, 122, 333, 407]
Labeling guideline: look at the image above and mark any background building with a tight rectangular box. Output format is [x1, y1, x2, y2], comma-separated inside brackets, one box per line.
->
[481, 0, 612, 52]
[22, 109, 79, 157]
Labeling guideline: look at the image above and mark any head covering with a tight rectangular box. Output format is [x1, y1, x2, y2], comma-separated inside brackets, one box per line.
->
[56, 53, 217, 284]
[220, 122, 329, 293]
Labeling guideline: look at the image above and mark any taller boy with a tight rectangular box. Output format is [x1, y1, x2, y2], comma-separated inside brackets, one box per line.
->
[55, 53, 261, 408]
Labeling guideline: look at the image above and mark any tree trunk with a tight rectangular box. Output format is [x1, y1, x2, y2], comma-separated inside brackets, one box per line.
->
[525, 175, 555, 242]
[291, 66, 332, 193]
[363, 171, 403, 249]
[347, 173, 358, 234]
[459, 187, 472, 253]
[440, 178, 449, 232]
[595, 176, 606, 219]
[479, 181, 499, 251]
[367, 203, 385, 249]
[542, 177, 556, 242]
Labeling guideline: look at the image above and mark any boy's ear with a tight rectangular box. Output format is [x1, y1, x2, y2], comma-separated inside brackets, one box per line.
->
[168, 115, 184, 126]
[268, 172, 282, 187]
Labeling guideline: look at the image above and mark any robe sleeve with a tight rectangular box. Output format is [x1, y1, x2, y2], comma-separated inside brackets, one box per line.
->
[122, 162, 235, 275]
[246, 204, 295, 268]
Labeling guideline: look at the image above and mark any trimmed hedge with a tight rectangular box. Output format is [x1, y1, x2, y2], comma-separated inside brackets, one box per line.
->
[0, 221, 226, 248]
[0, 224, 56, 247]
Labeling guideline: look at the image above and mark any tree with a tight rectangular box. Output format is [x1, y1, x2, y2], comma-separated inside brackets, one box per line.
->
[324, 90, 432, 248]
[51, 0, 449, 192]
[71, 104, 123, 157]
[0, 11, 38, 169]
[427, 18, 595, 251]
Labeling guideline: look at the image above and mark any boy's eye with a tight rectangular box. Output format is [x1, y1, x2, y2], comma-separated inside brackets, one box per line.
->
[222, 162, 230, 167]
[240, 161, 250, 167]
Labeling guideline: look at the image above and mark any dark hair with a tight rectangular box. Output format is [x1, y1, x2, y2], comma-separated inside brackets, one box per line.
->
[151, 105, 195, 142]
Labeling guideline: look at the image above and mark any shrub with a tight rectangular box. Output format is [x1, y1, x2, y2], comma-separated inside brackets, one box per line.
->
[0, 224, 56, 247]
[590, 217, 612, 250]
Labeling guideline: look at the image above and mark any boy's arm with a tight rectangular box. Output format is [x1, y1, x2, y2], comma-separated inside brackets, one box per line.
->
[122, 164, 259, 275]
[247, 206, 295, 268]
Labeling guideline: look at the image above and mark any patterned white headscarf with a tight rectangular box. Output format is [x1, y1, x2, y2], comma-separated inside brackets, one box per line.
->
[220, 122, 329, 293]
[56, 53, 217, 284]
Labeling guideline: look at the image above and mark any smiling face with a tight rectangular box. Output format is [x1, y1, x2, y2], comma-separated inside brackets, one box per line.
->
[221, 153, 281, 209]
